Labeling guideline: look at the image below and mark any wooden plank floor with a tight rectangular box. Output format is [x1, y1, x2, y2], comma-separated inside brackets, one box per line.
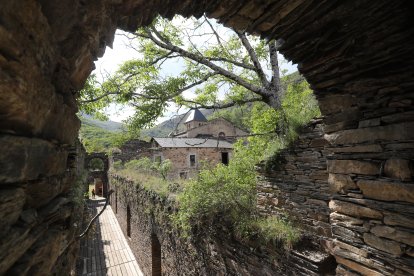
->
[76, 197, 144, 276]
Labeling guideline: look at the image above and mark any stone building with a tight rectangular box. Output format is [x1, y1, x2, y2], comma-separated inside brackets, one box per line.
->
[173, 109, 248, 141]
[150, 137, 233, 179]
[150, 109, 247, 178]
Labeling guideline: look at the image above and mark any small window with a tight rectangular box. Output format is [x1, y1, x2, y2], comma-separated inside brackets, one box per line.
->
[221, 152, 229, 165]
[179, 172, 188, 179]
[127, 205, 131, 238]
[218, 132, 226, 139]
[154, 155, 161, 164]
[190, 155, 196, 167]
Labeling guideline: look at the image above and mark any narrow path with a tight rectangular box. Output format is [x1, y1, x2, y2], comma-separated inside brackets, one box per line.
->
[76, 197, 144, 276]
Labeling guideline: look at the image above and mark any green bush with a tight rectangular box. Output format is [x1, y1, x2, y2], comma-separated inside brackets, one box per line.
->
[173, 80, 320, 245]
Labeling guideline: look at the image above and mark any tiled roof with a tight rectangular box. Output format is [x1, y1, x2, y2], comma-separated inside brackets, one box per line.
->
[152, 137, 233, 148]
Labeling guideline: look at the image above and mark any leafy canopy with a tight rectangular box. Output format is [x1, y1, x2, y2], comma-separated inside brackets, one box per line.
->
[79, 15, 283, 131]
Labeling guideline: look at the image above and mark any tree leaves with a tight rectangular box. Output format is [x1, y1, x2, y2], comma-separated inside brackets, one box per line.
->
[78, 15, 284, 131]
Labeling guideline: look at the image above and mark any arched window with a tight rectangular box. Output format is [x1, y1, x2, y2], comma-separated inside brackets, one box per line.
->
[88, 158, 104, 171]
[218, 132, 226, 138]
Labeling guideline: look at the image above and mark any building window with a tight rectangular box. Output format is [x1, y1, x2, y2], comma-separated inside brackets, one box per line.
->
[189, 154, 196, 167]
[127, 205, 131, 238]
[219, 132, 226, 139]
[154, 155, 162, 164]
[221, 152, 229, 165]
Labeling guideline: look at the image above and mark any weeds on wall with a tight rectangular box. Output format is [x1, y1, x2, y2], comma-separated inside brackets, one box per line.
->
[112, 157, 184, 197]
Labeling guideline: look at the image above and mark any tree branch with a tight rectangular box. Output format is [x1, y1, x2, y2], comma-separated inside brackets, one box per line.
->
[175, 97, 263, 110]
[144, 27, 266, 97]
[235, 30, 269, 88]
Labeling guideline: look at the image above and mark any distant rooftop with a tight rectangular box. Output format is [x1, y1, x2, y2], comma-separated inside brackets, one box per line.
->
[185, 109, 207, 123]
[152, 137, 233, 148]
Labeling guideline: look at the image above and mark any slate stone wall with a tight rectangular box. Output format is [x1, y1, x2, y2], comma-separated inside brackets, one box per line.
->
[109, 174, 336, 276]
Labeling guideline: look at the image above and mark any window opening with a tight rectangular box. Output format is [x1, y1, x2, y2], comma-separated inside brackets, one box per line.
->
[221, 152, 229, 165]
[127, 205, 131, 238]
[151, 234, 162, 276]
[189, 154, 196, 167]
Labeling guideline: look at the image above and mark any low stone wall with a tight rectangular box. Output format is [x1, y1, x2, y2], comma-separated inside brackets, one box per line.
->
[257, 120, 331, 239]
[109, 174, 335, 276]
[258, 116, 414, 275]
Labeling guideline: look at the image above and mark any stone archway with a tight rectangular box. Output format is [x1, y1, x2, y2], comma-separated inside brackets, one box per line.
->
[1, 1, 413, 275]
[85, 152, 109, 197]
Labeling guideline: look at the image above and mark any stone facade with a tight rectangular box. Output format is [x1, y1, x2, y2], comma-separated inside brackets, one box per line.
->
[257, 119, 332, 239]
[109, 174, 336, 276]
[151, 138, 232, 179]
[176, 118, 248, 140]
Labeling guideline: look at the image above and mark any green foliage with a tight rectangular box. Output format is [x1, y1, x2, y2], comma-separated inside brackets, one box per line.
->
[114, 158, 181, 196]
[157, 159, 172, 180]
[78, 15, 282, 132]
[250, 216, 300, 248]
[79, 115, 141, 153]
[88, 158, 104, 171]
[249, 80, 321, 160]
[173, 79, 320, 245]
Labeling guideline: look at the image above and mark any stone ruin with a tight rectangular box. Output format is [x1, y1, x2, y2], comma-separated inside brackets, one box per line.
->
[0, 0, 413, 275]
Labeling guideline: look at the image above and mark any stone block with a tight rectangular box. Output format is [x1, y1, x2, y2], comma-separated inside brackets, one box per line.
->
[0, 188, 25, 235]
[328, 144, 383, 153]
[371, 225, 414, 246]
[330, 212, 364, 226]
[335, 256, 382, 276]
[384, 212, 414, 228]
[384, 158, 412, 181]
[363, 233, 403, 256]
[0, 224, 46, 275]
[325, 122, 414, 145]
[358, 118, 380, 128]
[327, 160, 380, 175]
[329, 200, 383, 219]
[357, 179, 414, 203]
[26, 174, 73, 208]
[0, 135, 68, 183]
[318, 94, 356, 115]
[334, 240, 368, 258]
[328, 174, 357, 193]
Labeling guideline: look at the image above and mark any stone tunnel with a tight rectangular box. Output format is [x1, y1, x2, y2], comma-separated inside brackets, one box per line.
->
[0, 0, 413, 275]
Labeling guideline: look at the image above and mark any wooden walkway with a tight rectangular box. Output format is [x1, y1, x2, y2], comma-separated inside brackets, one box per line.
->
[76, 197, 144, 276]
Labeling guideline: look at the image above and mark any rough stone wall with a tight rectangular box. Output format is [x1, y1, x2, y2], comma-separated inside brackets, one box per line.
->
[257, 119, 332, 239]
[112, 139, 152, 164]
[322, 93, 414, 274]
[154, 146, 231, 178]
[109, 175, 335, 276]
[0, 137, 87, 275]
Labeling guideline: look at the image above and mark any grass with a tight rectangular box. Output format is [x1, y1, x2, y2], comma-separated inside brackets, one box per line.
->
[252, 216, 300, 248]
[113, 168, 187, 198]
